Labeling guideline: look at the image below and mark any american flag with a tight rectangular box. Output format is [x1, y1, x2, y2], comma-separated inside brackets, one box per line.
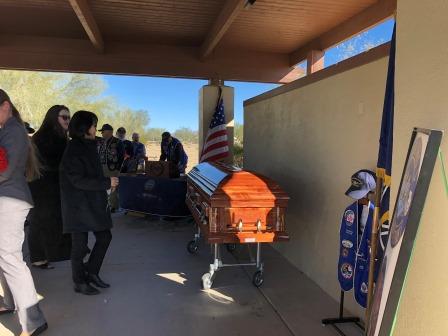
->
[200, 93, 229, 162]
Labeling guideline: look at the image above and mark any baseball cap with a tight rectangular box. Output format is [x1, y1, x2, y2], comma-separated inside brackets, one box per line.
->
[345, 169, 376, 200]
[98, 124, 113, 132]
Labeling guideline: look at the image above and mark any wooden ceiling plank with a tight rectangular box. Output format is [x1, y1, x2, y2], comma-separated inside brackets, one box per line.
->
[200, 0, 247, 60]
[68, 0, 104, 52]
[289, 0, 396, 66]
[0, 34, 299, 84]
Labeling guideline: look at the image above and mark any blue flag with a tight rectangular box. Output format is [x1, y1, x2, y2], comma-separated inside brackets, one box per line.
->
[376, 24, 396, 259]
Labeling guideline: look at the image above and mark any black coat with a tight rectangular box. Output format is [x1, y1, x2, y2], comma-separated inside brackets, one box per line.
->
[29, 131, 71, 261]
[60, 138, 112, 233]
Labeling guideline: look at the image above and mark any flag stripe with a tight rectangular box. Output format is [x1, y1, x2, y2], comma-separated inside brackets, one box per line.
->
[202, 150, 229, 162]
[201, 141, 229, 156]
[201, 146, 229, 162]
[203, 134, 228, 151]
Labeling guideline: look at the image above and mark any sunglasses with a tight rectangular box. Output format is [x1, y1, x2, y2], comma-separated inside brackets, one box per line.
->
[59, 115, 71, 121]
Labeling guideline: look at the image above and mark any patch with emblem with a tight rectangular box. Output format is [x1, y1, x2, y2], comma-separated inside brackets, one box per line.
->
[340, 263, 353, 279]
[345, 210, 355, 225]
[361, 282, 368, 293]
[342, 248, 349, 257]
[342, 240, 354, 249]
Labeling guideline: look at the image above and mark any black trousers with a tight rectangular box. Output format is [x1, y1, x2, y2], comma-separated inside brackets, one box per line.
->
[71, 230, 112, 284]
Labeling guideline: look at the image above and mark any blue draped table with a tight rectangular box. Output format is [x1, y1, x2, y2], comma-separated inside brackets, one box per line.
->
[118, 175, 190, 217]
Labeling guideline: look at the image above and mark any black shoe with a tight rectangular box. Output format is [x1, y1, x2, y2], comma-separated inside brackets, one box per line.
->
[32, 262, 54, 270]
[74, 283, 100, 295]
[87, 274, 110, 288]
[30, 322, 48, 336]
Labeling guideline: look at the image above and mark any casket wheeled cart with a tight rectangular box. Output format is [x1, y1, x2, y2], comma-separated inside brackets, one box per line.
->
[186, 162, 290, 289]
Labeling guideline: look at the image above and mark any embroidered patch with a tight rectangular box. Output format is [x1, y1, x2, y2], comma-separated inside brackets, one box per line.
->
[345, 210, 355, 225]
[342, 240, 354, 248]
[342, 248, 349, 257]
[361, 282, 368, 294]
[340, 263, 353, 279]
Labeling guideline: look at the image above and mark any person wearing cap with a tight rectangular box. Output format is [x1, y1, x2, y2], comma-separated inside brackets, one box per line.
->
[159, 132, 188, 175]
[337, 169, 376, 309]
[98, 124, 124, 212]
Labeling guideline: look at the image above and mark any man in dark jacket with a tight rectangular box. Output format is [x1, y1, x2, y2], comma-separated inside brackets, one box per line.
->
[98, 124, 124, 211]
[116, 127, 133, 158]
[116, 127, 133, 173]
[160, 132, 188, 174]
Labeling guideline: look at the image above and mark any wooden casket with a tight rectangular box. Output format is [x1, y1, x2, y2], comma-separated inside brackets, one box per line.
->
[186, 162, 290, 244]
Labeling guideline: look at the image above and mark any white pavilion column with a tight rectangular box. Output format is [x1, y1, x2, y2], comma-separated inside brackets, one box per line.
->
[198, 79, 234, 164]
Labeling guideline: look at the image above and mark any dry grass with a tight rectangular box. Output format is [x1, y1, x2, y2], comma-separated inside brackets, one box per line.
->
[145, 141, 199, 168]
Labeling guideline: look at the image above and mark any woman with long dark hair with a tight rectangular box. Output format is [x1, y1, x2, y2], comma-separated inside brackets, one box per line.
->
[60, 111, 118, 295]
[0, 89, 48, 336]
[28, 105, 72, 269]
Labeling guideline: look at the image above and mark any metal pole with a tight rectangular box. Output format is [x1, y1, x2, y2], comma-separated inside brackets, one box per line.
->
[366, 176, 384, 326]
[339, 291, 345, 319]
[256, 243, 261, 268]
[214, 243, 219, 260]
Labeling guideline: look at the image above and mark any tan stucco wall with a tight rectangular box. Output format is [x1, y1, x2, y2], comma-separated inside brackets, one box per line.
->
[244, 57, 389, 316]
[392, 1, 448, 334]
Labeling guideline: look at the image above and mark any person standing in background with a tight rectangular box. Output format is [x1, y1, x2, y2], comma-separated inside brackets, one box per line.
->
[131, 132, 146, 161]
[131, 132, 147, 172]
[28, 105, 72, 269]
[116, 127, 133, 173]
[0, 89, 48, 336]
[116, 127, 133, 158]
[98, 124, 124, 212]
[60, 111, 118, 295]
[160, 131, 188, 175]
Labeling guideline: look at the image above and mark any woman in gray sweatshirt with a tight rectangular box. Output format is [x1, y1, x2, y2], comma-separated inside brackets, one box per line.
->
[0, 89, 48, 336]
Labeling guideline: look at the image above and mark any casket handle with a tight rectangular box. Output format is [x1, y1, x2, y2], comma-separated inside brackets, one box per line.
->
[238, 219, 243, 232]
[256, 219, 262, 232]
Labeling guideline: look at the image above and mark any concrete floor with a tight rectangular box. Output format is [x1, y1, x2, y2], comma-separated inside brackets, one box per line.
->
[1, 214, 364, 336]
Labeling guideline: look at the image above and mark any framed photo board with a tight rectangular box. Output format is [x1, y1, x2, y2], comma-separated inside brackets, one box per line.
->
[367, 128, 443, 336]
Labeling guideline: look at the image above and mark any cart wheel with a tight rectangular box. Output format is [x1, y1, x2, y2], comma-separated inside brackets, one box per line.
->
[226, 243, 237, 253]
[187, 240, 199, 254]
[253, 271, 264, 287]
[202, 273, 213, 290]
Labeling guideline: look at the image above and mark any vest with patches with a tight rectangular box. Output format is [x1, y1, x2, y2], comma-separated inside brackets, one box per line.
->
[337, 201, 374, 308]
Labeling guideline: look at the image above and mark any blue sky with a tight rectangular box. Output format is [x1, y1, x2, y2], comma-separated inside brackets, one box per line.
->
[103, 19, 394, 132]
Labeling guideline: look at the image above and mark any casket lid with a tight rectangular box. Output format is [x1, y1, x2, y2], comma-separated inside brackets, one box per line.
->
[188, 162, 289, 204]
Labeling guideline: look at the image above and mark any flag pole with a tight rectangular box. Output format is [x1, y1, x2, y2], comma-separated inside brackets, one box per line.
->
[365, 174, 383, 328]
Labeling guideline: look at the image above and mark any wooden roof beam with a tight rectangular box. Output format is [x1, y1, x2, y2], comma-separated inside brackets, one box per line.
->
[68, 0, 104, 52]
[289, 0, 396, 66]
[200, 0, 248, 61]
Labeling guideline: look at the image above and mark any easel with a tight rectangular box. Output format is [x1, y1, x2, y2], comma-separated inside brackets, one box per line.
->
[322, 290, 365, 336]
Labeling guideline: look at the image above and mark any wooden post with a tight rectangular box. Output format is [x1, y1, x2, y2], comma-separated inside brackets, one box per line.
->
[306, 50, 325, 75]
[366, 176, 384, 329]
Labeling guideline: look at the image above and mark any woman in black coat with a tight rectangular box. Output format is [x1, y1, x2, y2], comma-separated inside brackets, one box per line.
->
[28, 105, 72, 268]
[60, 111, 118, 295]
